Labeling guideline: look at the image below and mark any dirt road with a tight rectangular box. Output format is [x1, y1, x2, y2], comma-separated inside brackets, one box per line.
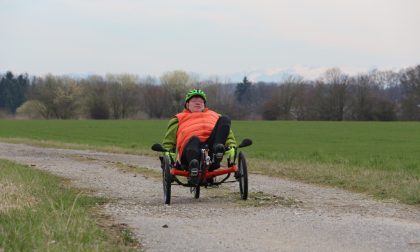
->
[1, 142, 419, 251]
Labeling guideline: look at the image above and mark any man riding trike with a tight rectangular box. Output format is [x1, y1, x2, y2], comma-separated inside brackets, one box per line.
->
[151, 89, 252, 204]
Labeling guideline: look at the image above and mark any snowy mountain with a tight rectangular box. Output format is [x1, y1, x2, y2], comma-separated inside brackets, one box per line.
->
[6, 65, 404, 84]
[225, 65, 385, 83]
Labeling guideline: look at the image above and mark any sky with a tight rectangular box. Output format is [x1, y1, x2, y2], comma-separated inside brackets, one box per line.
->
[1, 0, 419, 81]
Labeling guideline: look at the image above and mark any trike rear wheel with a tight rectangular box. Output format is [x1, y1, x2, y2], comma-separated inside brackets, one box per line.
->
[194, 185, 200, 199]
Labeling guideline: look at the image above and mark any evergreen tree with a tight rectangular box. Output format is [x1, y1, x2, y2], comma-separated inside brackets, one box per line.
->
[235, 76, 252, 102]
[0, 71, 29, 113]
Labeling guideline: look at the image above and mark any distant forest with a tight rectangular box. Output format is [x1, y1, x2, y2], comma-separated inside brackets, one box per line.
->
[1, 65, 419, 121]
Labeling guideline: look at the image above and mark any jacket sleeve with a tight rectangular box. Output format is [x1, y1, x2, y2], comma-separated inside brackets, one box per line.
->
[225, 128, 237, 147]
[162, 117, 178, 152]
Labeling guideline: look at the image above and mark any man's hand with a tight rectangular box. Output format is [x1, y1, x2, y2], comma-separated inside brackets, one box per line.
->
[224, 147, 236, 164]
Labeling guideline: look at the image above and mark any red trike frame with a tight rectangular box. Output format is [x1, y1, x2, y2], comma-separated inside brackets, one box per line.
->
[170, 164, 238, 179]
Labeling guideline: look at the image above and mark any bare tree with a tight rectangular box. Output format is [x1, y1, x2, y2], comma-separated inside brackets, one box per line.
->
[28, 75, 80, 119]
[262, 76, 304, 120]
[347, 75, 374, 120]
[320, 68, 349, 121]
[160, 70, 193, 115]
[16, 100, 48, 119]
[80, 76, 110, 119]
[290, 82, 312, 120]
[399, 65, 420, 120]
[200, 82, 240, 119]
[106, 74, 141, 119]
[142, 85, 172, 118]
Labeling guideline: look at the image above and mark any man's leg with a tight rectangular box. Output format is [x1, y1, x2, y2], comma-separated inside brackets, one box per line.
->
[181, 136, 201, 172]
[207, 115, 231, 150]
[207, 115, 231, 170]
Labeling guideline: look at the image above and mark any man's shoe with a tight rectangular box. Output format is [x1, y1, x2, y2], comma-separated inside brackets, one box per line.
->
[189, 159, 199, 185]
[189, 159, 199, 176]
[213, 144, 225, 163]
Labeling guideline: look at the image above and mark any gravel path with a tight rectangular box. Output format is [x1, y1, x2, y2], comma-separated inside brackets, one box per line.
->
[0, 142, 419, 251]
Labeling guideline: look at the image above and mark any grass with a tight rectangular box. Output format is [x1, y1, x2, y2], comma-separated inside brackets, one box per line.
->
[235, 121, 420, 171]
[0, 120, 165, 152]
[248, 158, 420, 204]
[0, 119, 419, 205]
[1, 120, 419, 171]
[0, 159, 140, 251]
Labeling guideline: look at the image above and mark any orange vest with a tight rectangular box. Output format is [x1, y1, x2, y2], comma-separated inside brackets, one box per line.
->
[176, 108, 219, 157]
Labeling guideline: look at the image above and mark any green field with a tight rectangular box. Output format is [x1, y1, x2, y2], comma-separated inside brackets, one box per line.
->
[1, 120, 419, 171]
[0, 120, 419, 205]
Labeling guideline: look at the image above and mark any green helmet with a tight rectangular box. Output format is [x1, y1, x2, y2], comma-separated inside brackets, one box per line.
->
[185, 89, 207, 103]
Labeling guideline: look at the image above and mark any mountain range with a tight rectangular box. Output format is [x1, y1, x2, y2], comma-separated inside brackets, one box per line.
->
[224, 65, 401, 83]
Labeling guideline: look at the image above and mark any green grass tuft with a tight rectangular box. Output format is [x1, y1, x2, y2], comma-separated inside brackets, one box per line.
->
[0, 159, 139, 251]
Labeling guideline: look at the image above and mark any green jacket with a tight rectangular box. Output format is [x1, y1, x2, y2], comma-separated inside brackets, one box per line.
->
[162, 116, 237, 154]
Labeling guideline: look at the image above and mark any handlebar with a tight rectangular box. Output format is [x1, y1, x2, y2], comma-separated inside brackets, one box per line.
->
[151, 138, 252, 153]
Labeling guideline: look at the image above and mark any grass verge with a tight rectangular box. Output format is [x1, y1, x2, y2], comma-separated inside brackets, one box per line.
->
[0, 159, 140, 251]
[0, 137, 153, 156]
[248, 158, 420, 205]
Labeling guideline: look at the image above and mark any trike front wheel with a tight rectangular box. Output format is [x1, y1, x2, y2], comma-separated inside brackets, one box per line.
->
[162, 155, 172, 204]
[238, 151, 248, 200]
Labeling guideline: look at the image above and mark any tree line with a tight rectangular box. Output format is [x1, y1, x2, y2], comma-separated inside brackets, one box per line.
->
[1, 65, 419, 121]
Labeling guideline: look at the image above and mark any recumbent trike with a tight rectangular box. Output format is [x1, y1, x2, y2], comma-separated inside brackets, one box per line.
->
[151, 138, 252, 205]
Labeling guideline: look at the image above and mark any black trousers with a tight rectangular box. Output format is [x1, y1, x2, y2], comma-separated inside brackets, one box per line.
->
[181, 115, 231, 169]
